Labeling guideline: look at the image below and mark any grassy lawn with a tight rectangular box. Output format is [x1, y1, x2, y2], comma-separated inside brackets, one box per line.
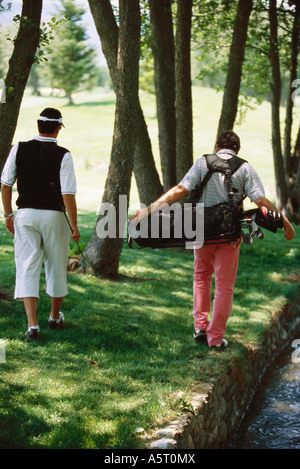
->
[0, 86, 299, 449]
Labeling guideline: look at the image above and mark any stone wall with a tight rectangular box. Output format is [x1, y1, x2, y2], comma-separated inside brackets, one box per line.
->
[145, 300, 300, 449]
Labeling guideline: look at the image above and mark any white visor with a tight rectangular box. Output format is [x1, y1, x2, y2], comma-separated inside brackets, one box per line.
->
[38, 116, 64, 127]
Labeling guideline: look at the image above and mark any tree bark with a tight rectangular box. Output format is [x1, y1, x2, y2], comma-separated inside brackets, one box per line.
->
[28, 64, 41, 96]
[175, 0, 193, 183]
[292, 123, 300, 163]
[149, 0, 177, 191]
[0, 0, 43, 175]
[289, 123, 300, 219]
[215, 0, 253, 141]
[268, 0, 289, 213]
[84, 0, 140, 279]
[88, 0, 163, 206]
[283, 2, 299, 177]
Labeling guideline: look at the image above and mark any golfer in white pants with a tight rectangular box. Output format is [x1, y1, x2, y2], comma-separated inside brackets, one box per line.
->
[1, 108, 80, 341]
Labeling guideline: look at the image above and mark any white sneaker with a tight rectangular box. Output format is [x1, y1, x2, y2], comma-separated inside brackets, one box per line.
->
[25, 326, 40, 341]
[48, 312, 65, 330]
[193, 330, 207, 343]
[209, 338, 228, 349]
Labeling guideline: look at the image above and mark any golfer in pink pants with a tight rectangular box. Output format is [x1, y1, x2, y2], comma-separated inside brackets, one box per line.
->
[131, 131, 295, 350]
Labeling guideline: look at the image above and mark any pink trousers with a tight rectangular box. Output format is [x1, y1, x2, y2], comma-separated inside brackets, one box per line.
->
[193, 239, 241, 346]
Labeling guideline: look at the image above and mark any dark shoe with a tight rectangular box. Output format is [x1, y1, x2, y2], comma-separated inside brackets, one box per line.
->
[48, 312, 64, 331]
[209, 338, 228, 350]
[194, 330, 207, 343]
[25, 328, 40, 342]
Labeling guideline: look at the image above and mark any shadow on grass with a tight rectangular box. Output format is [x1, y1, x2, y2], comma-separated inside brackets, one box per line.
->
[0, 378, 52, 449]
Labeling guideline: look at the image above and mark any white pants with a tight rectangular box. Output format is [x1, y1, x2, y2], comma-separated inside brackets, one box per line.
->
[14, 209, 70, 299]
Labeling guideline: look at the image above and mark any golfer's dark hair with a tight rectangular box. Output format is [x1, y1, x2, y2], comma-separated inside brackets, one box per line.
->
[37, 108, 63, 134]
[216, 130, 241, 152]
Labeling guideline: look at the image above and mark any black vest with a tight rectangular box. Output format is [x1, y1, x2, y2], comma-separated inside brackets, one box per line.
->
[16, 139, 69, 211]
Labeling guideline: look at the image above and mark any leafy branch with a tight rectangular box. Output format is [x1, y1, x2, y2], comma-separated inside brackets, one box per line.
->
[7, 14, 68, 64]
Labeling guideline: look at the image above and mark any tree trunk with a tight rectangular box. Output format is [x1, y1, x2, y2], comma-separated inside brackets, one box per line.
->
[175, 0, 193, 183]
[292, 124, 300, 164]
[268, 0, 289, 213]
[84, 0, 140, 279]
[0, 0, 43, 175]
[28, 64, 41, 96]
[283, 2, 299, 177]
[290, 158, 300, 217]
[215, 0, 253, 141]
[88, 0, 163, 206]
[290, 121, 300, 217]
[149, 0, 177, 191]
[67, 93, 74, 106]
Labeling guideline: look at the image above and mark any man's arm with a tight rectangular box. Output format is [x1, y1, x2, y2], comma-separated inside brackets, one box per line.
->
[1, 184, 14, 235]
[130, 185, 189, 222]
[62, 194, 80, 243]
[254, 196, 295, 241]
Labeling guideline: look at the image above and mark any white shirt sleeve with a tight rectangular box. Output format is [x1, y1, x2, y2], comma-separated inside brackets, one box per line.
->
[0, 144, 18, 187]
[243, 163, 265, 202]
[60, 152, 77, 195]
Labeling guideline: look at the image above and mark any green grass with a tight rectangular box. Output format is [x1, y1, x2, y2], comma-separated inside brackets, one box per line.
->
[0, 85, 299, 449]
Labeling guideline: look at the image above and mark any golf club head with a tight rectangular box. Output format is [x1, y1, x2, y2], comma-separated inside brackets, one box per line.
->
[242, 231, 253, 245]
[81, 256, 87, 272]
[256, 227, 264, 239]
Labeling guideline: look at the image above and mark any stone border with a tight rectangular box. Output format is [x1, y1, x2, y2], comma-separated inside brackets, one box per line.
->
[144, 300, 300, 449]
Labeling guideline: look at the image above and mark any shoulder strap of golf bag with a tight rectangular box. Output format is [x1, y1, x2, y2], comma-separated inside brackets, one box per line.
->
[192, 154, 247, 205]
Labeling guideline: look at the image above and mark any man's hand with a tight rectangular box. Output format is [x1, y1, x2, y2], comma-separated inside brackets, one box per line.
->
[2, 185, 14, 235]
[5, 215, 14, 235]
[130, 207, 149, 225]
[71, 226, 80, 243]
[62, 194, 80, 242]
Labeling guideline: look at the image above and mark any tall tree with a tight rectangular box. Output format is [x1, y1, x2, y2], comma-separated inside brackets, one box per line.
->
[216, 0, 253, 140]
[47, 0, 98, 105]
[291, 123, 300, 215]
[88, 0, 163, 206]
[268, 0, 289, 212]
[149, 0, 177, 191]
[175, 0, 193, 183]
[268, 0, 300, 219]
[0, 0, 43, 175]
[193, 0, 299, 220]
[283, 1, 299, 177]
[84, 0, 141, 279]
